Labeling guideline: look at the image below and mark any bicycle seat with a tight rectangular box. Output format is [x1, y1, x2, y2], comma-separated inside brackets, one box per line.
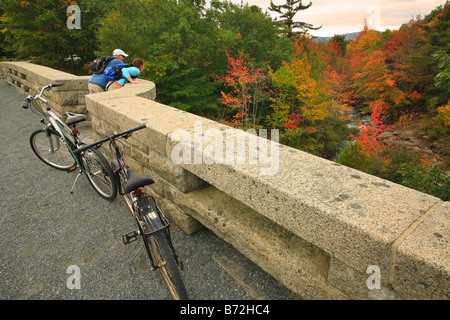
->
[124, 168, 155, 194]
[65, 112, 86, 125]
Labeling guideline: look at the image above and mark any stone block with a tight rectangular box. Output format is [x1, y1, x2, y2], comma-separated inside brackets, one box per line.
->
[392, 202, 450, 300]
[142, 167, 203, 235]
[147, 147, 206, 193]
[0, 61, 78, 87]
[50, 90, 79, 106]
[130, 147, 149, 169]
[328, 257, 402, 300]
[151, 191, 204, 235]
[164, 183, 346, 299]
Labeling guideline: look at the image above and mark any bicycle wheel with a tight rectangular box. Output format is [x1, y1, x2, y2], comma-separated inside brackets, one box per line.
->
[81, 147, 117, 201]
[148, 231, 188, 300]
[30, 128, 76, 171]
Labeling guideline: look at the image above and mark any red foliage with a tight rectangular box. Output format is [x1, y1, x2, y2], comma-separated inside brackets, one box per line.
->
[213, 50, 272, 127]
[351, 102, 394, 155]
[282, 114, 303, 130]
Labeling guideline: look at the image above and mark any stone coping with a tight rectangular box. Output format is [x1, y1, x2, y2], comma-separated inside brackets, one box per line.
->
[0, 61, 156, 99]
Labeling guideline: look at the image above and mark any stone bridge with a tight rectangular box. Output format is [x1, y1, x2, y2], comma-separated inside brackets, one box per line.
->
[1, 61, 448, 300]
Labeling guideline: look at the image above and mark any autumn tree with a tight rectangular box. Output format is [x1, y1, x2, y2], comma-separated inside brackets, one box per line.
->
[346, 24, 382, 58]
[338, 101, 395, 176]
[352, 49, 406, 115]
[267, 37, 349, 156]
[213, 50, 271, 129]
[331, 34, 347, 55]
[383, 20, 430, 110]
[268, 46, 330, 127]
[311, 37, 355, 112]
[269, 0, 321, 37]
[350, 102, 394, 155]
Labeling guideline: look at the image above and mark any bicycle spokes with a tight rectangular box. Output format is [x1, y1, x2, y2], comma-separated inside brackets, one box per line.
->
[45, 134, 61, 153]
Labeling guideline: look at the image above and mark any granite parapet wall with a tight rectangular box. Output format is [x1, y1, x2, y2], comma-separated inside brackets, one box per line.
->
[86, 92, 449, 300]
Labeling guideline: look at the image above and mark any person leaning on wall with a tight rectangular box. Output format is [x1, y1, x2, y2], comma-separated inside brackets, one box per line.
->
[88, 49, 129, 94]
[106, 58, 145, 91]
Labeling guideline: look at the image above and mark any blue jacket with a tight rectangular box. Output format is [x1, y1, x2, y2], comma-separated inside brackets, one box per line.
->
[88, 58, 123, 90]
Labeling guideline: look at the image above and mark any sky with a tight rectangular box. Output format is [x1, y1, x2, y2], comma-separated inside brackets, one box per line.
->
[223, 0, 446, 37]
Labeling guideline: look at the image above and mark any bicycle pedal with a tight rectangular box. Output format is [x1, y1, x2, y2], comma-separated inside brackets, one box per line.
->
[122, 230, 139, 245]
[175, 254, 184, 270]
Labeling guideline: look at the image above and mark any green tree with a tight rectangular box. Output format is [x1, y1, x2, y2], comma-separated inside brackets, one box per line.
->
[0, 0, 109, 73]
[206, 0, 293, 70]
[269, 0, 321, 37]
[433, 50, 450, 94]
[97, 0, 219, 113]
[97, 0, 292, 115]
[421, 1, 450, 109]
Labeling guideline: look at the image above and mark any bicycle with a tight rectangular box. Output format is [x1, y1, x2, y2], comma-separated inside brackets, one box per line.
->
[73, 125, 189, 300]
[21, 83, 117, 201]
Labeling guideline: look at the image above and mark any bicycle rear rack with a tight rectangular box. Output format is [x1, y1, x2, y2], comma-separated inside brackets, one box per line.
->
[134, 194, 170, 237]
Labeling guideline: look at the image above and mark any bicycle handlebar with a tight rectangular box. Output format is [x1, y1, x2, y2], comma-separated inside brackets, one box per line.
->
[21, 83, 64, 109]
[38, 83, 64, 96]
[73, 124, 147, 154]
[21, 97, 32, 109]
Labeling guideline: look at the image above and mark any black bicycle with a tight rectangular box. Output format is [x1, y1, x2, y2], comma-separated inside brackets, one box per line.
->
[74, 124, 188, 300]
[21, 83, 117, 200]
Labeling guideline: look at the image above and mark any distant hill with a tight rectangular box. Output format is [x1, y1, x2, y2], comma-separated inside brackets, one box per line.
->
[313, 32, 360, 43]
[314, 32, 359, 43]
[313, 31, 386, 43]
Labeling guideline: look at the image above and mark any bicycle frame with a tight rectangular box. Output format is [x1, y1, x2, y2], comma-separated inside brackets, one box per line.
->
[49, 111, 82, 161]
[111, 137, 167, 226]
[72, 124, 187, 299]
[30, 92, 83, 170]
[109, 136, 174, 266]
[25, 85, 115, 199]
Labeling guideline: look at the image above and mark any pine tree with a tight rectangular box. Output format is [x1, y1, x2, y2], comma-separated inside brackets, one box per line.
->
[269, 0, 321, 37]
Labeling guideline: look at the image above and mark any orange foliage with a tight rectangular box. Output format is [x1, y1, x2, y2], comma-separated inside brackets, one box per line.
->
[352, 50, 406, 114]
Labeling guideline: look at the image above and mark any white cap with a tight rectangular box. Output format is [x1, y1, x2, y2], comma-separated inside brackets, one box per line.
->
[112, 49, 128, 57]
